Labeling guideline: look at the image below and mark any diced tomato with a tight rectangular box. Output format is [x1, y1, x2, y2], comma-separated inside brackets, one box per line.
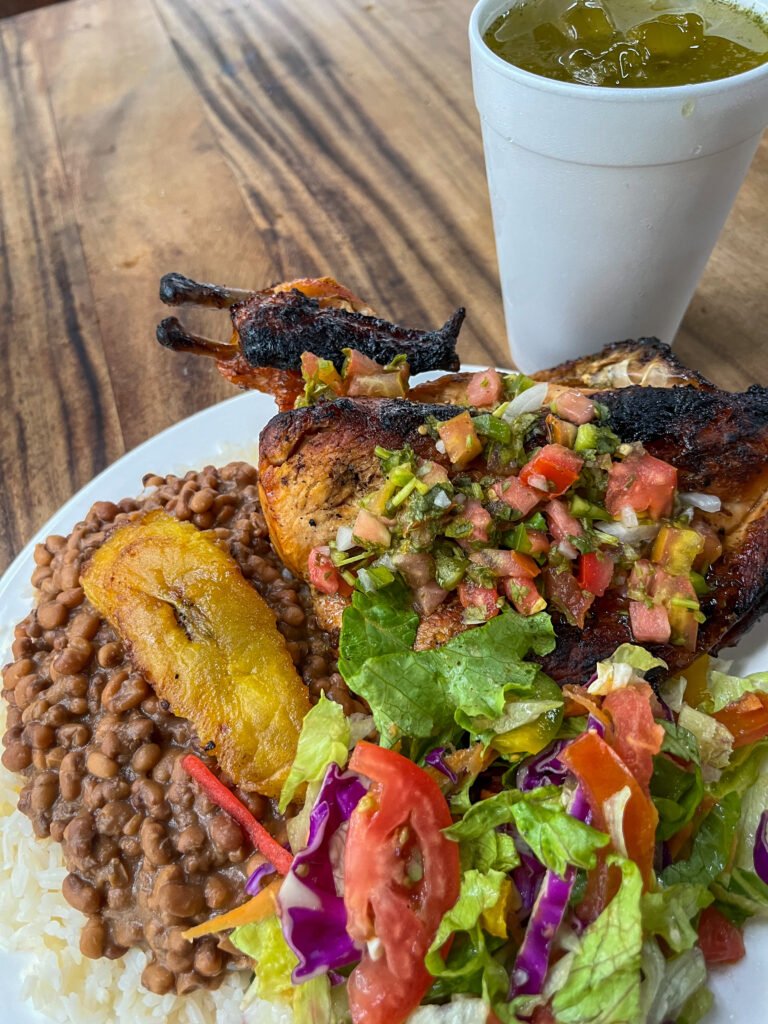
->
[414, 581, 449, 617]
[697, 907, 746, 965]
[463, 499, 492, 543]
[343, 348, 384, 377]
[552, 389, 595, 425]
[605, 451, 677, 521]
[458, 580, 500, 620]
[503, 576, 546, 616]
[467, 367, 503, 407]
[542, 567, 594, 628]
[344, 743, 461, 1024]
[560, 730, 658, 888]
[437, 412, 483, 470]
[307, 545, 349, 595]
[491, 476, 541, 517]
[353, 508, 392, 548]
[627, 558, 655, 601]
[470, 549, 540, 578]
[526, 530, 551, 555]
[545, 498, 584, 545]
[651, 570, 699, 650]
[347, 370, 409, 398]
[692, 519, 723, 572]
[419, 461, 450, 487]
[603, 683, 665, 793]
[520, 445, 584, 497]
[713, 691, 768, 749]
[629, 601, 671, 644]
[577, 551, 614, 597]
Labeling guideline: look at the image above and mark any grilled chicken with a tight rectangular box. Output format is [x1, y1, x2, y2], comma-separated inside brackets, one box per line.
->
[156, 273, 463, 409]
[258, 344, 768, 684]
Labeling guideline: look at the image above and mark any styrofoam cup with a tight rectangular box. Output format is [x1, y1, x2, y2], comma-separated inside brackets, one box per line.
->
[469, 0, 768, 372]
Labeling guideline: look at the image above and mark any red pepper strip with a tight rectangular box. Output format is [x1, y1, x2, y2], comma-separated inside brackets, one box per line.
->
[181, 754, 293, 875]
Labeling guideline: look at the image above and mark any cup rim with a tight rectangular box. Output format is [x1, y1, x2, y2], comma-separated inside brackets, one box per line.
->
[470, 0, 768, 101]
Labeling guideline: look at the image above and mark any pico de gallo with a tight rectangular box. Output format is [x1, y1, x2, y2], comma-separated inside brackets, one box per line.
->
[179, 590, 768, 1024]
[303, 359, 724, 652]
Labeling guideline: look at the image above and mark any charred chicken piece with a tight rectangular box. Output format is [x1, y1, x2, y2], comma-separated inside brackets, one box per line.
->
[157, 273, 464, 410]
[258, 358, 768, 685]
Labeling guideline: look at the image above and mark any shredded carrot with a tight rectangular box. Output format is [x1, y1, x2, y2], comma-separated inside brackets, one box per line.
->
[181, 754, 293, 874]
[182, 878, 281, 940]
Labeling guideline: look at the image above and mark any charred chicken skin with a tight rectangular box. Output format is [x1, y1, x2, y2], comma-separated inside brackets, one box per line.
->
[156, 273, 463, 410]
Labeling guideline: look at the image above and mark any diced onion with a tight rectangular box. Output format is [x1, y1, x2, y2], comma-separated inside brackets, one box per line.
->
[433, 489, 452, 509]
[679, 491, 722, 513]
[335, 525, 356, 552]
[435, 439, 447, 454]
[596, 521, 660, 544]
[502, 381, 549, 422]
[620, 506, 639, 529]
[557, 540, 578, 560]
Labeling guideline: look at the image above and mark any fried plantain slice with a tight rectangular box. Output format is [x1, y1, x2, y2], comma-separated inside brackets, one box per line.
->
[82, 510, 311, 797]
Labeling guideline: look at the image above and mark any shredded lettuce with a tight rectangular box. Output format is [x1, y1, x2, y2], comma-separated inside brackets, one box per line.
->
[643, 946, 710, 1024]
[234, 916, 298, 1006]
[677, 703, 733, 773]
[550, 857, 643, 1024]
[588, 644, 667, 696]
[711, 867, 768, 924]
[425, 869, 509, 1007]
[650, 742, 704, 842]
[707, 667, 768, 713]
[641, 884, 713, 952]
[292, 976, 334, 1024]
[661, 792, 741, 887]
[338, 580, 556, 746]
[508, 795, 609, 879]
[279, 695, 351, 812]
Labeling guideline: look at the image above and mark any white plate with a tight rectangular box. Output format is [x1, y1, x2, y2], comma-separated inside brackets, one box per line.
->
[1, 387, 766, 1023]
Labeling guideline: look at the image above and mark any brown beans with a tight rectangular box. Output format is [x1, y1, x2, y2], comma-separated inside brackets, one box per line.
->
[132, 742, 161, 774]
[69, 611, 101, 641]
[194, 939, 223, 978]
[156, 880, 205, 918]
[33, 543, 53, 566]
[80, 916, 107, 958]
[53, 638, 93, 676]
[58, 586, 84, 609]
[176, 824, 205, 853]
[87, 751, 118, 779]
[209, 813, 244, 853]
[22, 722, 55, 750]
[63, 813, 95, 861]
[62, 872, 102, 914]
[204, 874, 231, 910]
[97, 642, 123, 668]
[2, 658, 36, 688]
[142, 962, 175, 995]
[58, 723, 91, 748]
[30, 771, 59, 812]
[140, 820, 173, 866]
[97, 800, 133, 836]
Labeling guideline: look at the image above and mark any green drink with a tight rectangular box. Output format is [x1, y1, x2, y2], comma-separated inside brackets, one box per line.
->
[484, 0, 768, 85]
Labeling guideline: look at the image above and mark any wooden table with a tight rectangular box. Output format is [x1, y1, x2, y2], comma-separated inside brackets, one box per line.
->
[1, 0, 766, 574]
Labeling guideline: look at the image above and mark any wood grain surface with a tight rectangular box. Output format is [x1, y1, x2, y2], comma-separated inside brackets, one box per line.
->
[1, 0, 766, 573]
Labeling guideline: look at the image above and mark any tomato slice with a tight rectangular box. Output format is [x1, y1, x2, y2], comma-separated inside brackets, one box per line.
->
[697, 906, 746, 965]
[602, 683, 664, 793]
[560, 730, 658, 888]
[605, 451, 677, 520]
[344, 743, 461, 1024]
[714, 691, 768, 748]
[519, 444, 584, 497]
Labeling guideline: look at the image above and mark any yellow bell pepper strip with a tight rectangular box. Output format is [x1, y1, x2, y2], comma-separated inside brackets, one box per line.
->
[181, 878, 281, 941]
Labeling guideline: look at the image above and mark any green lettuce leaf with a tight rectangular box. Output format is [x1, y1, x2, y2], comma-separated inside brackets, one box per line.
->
[425, 869, 509, 1008]
[711, 867, 768, 925]
[658, 720, 701, 764]
[661, 791, 741, 887]
[339, 585, 556, 745]
[643, 946, 710, 1024]
[641, 884, 713, 953]
[444, 787, 553, 842]
[604, 643, 668, 675]
[650, 750, 704, 842]
[279, 694, 351, 812]
[293, 975, 333, 1024]
[707, 668, 768, 713]
[509, 796, 609, 878]
[551, 856, 643, 1024]
[233, 916, 297, 1005]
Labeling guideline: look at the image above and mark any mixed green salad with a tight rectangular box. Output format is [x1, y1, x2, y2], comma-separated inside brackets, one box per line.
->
[195, 581, 768, 1024]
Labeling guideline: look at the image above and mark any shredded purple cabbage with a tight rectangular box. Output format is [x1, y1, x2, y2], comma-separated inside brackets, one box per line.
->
[754, 809, 768, 885]
[245, 862, 277, 896]
[586, 713, 606, 737]
[516, 740, 569, 791]
[508, 784, 590, 999]
[511, 846, 546, 915]
[425, 746, 458, 784]
[278, 763, 367, 982]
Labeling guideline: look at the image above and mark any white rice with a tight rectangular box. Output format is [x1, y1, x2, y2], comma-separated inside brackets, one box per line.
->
[0, 703, 249, 1023]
